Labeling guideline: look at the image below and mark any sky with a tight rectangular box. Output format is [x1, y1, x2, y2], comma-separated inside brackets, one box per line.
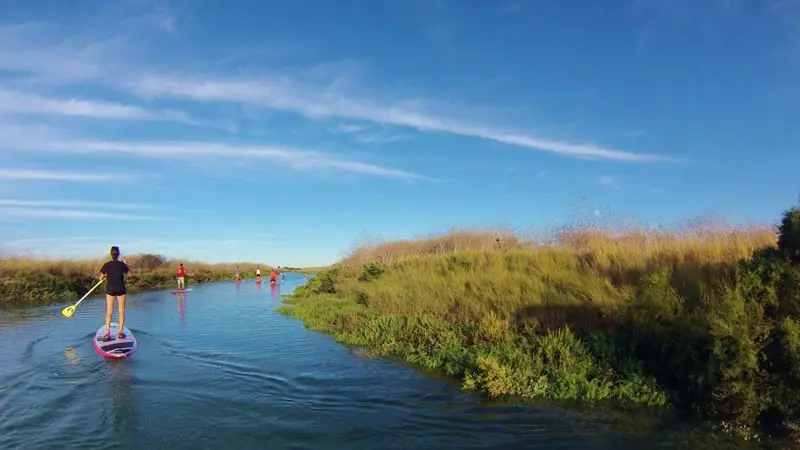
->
[0, 0, 799, 266]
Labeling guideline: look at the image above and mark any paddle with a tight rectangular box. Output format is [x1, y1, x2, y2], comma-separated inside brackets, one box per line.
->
[61, 278, 104, 318]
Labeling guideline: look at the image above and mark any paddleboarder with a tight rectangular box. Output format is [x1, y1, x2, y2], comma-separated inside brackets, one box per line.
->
[177, 263, 186, 290]
[255, 267, 262, 283]
[233, 266, 242, 282]
[270, 269, 278, 285]
[99, 246, 132, 341]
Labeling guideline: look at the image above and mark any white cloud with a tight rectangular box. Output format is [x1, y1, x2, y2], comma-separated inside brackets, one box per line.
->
[0, 21, 677, 164]
[0, 88, 236, 132]
[598, 175, 621, 189]
[0, 198, 150, 210]
[332, 122, 406, 144]
[0, 134, 431, 180]
[334, 123, 364, 134]
[0, 88, 154, 119]
[1, 235, 266, 259]
[0, 168, 135, 182]
[0, 206, 164, 221]
[3, 236, 97, 245]
[128, 74, 676, 163]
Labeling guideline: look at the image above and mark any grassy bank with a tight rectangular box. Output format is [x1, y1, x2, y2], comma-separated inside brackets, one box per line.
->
[0, 253, 273, 309]
[279, 206, 800, 444]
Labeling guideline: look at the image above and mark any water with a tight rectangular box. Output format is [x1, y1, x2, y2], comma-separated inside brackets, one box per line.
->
[0, 274, 761, 449]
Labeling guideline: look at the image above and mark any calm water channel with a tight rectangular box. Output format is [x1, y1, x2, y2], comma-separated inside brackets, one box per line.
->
[0, 273, 761, 449]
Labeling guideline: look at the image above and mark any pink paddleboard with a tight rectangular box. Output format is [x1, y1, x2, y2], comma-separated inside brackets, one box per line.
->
[93, 322, 138, 359]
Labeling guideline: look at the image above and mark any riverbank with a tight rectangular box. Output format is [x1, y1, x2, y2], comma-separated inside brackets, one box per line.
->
[0, 253, 274, 309]
[279, 206, 800, 445]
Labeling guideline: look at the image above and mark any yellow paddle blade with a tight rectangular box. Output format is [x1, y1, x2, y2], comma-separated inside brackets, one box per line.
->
[61, 305, 76, 318]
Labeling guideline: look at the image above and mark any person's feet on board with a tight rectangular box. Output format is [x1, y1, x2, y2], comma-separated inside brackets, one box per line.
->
[177, 263, 186, 290]
[100, 246, 132, 340]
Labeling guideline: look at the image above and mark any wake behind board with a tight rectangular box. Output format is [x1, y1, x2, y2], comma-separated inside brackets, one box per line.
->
[171, 288, 193, 294]
[93, 322, 138, 359]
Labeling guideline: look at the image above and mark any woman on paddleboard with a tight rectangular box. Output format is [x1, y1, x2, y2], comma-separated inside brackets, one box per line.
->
[99, 246, 132, 341]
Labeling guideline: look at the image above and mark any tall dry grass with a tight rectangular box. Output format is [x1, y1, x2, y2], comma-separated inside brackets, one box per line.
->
[0, 252, 277, 308]
[341, 222, 777, 275]
[329, 222, 778, 328]
[0, 254, 271, 277]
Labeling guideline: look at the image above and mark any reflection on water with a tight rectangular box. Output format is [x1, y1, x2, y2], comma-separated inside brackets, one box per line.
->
[177, 294, 186, 326]
[270, 282, 279, 302]
[64, 346, 79, 366]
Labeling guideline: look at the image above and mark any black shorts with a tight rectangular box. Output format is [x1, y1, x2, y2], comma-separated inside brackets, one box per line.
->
[107, 289, 126, 296]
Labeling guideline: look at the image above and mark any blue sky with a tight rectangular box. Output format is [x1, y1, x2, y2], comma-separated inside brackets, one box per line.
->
[0, 0, 798, 266]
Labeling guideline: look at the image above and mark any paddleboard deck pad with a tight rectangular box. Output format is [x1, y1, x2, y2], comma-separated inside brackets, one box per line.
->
[93, 322, 138, 359]
[171, 288, 193, 294]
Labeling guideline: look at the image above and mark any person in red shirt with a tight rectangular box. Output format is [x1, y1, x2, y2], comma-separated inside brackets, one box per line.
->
[177, 263, 186, 290]
[269, 269, 278, 285]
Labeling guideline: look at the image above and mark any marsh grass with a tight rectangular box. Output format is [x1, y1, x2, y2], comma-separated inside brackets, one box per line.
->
[279, 213, 800, 444]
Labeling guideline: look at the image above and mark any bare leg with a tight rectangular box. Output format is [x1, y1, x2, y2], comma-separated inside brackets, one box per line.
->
[117, 295, 126, 338]
[104, 295, 114, 339]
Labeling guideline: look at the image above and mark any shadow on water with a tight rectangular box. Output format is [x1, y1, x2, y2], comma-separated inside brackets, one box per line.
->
[177, 294, 186, 327]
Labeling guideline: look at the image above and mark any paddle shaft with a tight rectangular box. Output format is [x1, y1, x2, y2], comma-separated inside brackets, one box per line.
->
[73, 278, 105, 308]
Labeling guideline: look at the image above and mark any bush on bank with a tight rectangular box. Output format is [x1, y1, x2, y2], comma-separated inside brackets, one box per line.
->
[279, 207, 800, 443]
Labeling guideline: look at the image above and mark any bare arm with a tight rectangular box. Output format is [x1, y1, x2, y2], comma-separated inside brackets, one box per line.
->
[123, 259, 133, 277]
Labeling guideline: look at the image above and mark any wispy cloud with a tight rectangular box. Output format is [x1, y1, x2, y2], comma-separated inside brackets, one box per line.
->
[2, 235, 265, 258]
[598, 175, 621, 189]
[0, 21, 677, 164]
[0, 206, 163, 221]
[0, 168, 136, 182]
[0, 88, 236, 132]
[334, 123, 364, 134]
[0, 123, 432, 180]
[3, 236, 97, 245]
[0, 198, 150, 210]
[332, 122, 407, 144]
[0, 88, 154, 119]
[129, 74, 677, 163]
[0, 3, 681, 197]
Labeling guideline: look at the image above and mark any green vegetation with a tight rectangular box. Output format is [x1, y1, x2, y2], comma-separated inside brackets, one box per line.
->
[279, 205, 800, 444]
[0, 253, 270, 309]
